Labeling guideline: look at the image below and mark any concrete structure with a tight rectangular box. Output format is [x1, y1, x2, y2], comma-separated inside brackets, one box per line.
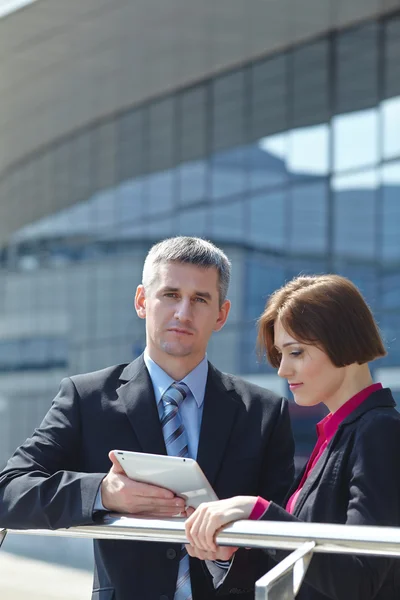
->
[1, 0, 400, 582]
[0, 550, 92, 599]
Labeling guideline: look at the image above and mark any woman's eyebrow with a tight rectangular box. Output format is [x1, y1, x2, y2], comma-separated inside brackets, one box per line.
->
[274, 342, 299, 350]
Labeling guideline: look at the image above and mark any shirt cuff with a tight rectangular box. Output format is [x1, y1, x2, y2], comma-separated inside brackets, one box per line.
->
[249, 496, 270, 520]
[205, 555, 234, 588]
[93, 487, 108, 513]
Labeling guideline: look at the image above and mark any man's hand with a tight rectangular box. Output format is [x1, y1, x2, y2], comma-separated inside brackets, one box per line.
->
[101, 451, 186, 517]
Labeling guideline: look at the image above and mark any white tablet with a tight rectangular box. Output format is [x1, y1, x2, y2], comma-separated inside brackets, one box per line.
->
[114, 450, 218, 509]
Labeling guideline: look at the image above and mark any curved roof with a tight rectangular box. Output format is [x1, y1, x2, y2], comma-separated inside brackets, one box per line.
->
[0, 0, 395, 174]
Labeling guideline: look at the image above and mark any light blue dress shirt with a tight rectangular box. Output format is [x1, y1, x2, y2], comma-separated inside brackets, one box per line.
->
[144, 351, 208, 460]
[144, 353, 231, 582]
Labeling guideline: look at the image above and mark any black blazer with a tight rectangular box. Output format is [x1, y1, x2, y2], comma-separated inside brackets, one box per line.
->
[263, 387, 400, 600]
[0, 355, 294, 600]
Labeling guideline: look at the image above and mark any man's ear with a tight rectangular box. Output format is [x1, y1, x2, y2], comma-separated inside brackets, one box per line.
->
[213, 299, 231, 332]
[135, 285, 146, 319]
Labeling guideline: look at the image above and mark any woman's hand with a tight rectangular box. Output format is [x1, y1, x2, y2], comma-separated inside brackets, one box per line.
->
[185, 542, 237, 562]
[184, 496, 257, 556]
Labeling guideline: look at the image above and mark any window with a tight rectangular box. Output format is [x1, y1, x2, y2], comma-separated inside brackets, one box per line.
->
[179, 85, 208, 163]
[93, 121, 116, 193]
[178, 206, 209, 237]
[211, 199, 245, 243]
[382, 16, 400, 159]
[117, 109, 147, 181]
[332, 170, 378, 260]
[148, 98, 176, 172]
[0, 337, 68, 372]
[333, 24, 379, 172]
[178, 85, 209, 205]
[292, 40, 330, 129]
[245, 253, 285, 320]
[289, 181, 328, 254]
[248, 190, 286, 251]
[212, 71, 246, 153]
[249, 55, 288, 190]
[69, 130, 94, 205]
[381, 162, 400, 262]
[211, 72, 247, 200]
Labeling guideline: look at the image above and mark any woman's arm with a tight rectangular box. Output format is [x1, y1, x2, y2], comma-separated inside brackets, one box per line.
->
[186, 412, 400, 600]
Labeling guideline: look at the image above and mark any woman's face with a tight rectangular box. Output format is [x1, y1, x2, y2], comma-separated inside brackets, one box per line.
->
[274, 319, 346, 411]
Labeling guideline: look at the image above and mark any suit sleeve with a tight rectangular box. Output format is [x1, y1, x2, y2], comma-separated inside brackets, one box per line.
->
[262, 413, 400, 600]
[0, 377, 105, 530]
[215, 396, 295, 597]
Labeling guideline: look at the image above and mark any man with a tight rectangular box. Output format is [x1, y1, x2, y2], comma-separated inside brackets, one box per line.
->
[0, 236, 294, 600]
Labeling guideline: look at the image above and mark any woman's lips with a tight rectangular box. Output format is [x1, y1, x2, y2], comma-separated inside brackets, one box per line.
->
[289, 383, 303, 390]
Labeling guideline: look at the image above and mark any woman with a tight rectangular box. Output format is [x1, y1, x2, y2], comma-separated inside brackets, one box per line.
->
[185, 274, 400, 600]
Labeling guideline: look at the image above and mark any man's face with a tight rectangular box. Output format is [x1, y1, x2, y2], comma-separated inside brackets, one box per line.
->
[135, 262, 230, 364]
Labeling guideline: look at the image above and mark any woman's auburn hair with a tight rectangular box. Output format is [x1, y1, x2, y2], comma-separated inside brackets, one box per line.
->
[257, 274, 387, 368]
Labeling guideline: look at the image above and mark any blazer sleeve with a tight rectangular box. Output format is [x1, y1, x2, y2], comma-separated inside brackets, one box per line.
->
[0, 377, 105, 530]
[261, 412, 400, 600]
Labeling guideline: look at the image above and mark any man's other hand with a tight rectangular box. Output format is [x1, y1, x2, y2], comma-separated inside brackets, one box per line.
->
[100, 451, 186, 517]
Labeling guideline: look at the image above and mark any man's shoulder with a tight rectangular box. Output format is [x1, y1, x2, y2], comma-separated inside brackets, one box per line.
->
[69, 356, 143, 395]
[70, 363, 127, 385]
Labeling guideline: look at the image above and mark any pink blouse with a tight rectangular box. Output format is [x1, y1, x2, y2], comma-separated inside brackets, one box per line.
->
[249, 383, 383, 520]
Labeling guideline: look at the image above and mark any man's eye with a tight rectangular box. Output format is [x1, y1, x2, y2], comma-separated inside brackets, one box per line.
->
[195, 297, 206, 303]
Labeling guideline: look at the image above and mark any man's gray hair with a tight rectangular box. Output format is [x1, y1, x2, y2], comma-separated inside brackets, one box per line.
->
[142, 237, 231, 304]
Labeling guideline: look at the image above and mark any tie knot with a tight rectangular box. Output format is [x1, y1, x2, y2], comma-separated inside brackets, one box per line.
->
[163, 381, 189, 408]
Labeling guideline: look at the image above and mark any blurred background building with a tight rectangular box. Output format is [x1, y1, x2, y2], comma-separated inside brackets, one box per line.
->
[0, 0, 400, 571]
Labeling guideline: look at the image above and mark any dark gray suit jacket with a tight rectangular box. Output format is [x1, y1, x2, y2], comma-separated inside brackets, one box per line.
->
[0, 355, 295, 600]
[263, 388, 400, 600]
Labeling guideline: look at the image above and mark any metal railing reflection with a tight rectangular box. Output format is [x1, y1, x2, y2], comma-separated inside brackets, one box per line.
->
[2, 516, 400, 599]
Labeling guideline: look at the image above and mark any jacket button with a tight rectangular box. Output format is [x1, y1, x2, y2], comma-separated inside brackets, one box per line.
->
[166, 548, 177, 559]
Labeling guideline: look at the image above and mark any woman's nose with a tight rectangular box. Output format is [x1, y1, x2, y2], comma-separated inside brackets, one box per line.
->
[277, 357, 291, 379]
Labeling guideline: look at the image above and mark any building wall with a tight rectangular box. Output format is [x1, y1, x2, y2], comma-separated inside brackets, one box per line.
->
[1, 12, 400, 468]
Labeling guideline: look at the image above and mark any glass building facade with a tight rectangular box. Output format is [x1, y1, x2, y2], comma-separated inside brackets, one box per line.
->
[1, 12, 400, 466]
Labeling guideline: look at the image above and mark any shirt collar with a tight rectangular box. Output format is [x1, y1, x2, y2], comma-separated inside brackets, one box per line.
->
[317, 382, 383, 443]
[143, 350, 208, 408]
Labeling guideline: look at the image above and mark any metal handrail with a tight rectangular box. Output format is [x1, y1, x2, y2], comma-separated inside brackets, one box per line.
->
[3, 514, 400, 556]
[2, 516, 400, 599]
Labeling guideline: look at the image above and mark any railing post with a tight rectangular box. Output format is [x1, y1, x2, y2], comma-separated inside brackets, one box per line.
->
[0, 529, 7, 549]
[255, 541, 315, 600]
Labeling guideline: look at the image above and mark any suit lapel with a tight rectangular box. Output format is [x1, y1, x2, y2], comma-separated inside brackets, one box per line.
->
[283, 466, 306, 507]
[116, 355, 167, 455]
[292, 443, 332, 517]
[196, 364, 240, 488]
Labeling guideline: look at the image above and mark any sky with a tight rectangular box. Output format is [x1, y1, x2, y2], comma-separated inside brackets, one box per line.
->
[0, 0, 38, 20]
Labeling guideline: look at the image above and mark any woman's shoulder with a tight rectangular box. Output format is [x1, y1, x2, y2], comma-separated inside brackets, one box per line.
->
[354, 403, 400, 447]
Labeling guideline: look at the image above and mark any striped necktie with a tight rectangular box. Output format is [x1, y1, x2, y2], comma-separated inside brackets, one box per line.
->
[161, 382, 192, 600]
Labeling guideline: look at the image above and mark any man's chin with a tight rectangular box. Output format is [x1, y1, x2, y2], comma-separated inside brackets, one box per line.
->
[160, 342, 193, 357]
